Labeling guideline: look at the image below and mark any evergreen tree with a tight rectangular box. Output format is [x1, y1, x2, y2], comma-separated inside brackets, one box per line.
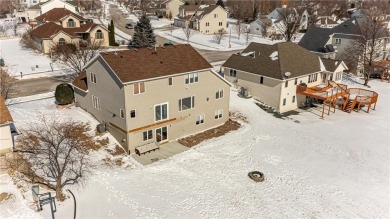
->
[216, 0, 225, 9]
[132, 15, 156, 48]
[108, 19, 117, 46]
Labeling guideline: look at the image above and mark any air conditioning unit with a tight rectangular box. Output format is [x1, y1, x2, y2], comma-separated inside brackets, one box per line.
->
[97, 123, 106, 133]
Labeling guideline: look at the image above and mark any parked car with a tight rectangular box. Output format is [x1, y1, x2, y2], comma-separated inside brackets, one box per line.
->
[125, 23, 133, 29]
[163, 41, 174, 46]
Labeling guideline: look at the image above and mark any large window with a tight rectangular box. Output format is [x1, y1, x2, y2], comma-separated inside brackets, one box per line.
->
[215, 89, 223, 99]
[155, 103, 168, 121]
[260, 76, 264, 84]
[156, 126, 168, 142]
[229, 69, 236, 77]
[308, 73, 318, 83]
[134, 82, 145, 94]
[67, 19, 75, 27]
[206, 22, 210, 26]
[95, 30, 103, 39]
[90, 72, 96, 83]
[196, 115, 205, 125]
[185, 73, 198, 84]
[215, 109, 223, 119]
[219, 22, 223, 26]
[92, 95, 100, 110]
[335, 38, 341, 45]
[335, 72, 342, 81]
[58, 38, 65, 46]
[179, 96, 195, 111]
[143, 130, 153, 141]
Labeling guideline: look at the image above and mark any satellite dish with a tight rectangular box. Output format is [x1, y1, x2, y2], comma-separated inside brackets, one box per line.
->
[284, 72, 291, 77]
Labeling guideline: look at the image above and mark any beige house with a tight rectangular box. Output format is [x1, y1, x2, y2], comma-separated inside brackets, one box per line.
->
[72, 45, 231, 154]
[174, 4, 227, 34]
[222, 42, 348, 113]
[26, 0, 78, 23]
[0, 96, 17, 155]
[30, 8, 108, 54]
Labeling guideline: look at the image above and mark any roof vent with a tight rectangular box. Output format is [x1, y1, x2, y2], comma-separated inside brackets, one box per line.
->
[160, 61, 163, 64]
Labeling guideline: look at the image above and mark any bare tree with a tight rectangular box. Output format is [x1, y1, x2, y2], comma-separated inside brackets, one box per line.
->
[259, 19, 272, 37]
[243, 25, 252, 45]
[227, 0, 252, 36]
[213, 28, 226, 44]
[344, 17, 389, 86]
[273, 8, 303, 41]
[20, 27, 39, 50]
[182, 25, 194, 43]
[50, 40, 103, 79]
[0, 68, 16, 99]
[6, 115, 96, 201]
[233, 23, 247, 40]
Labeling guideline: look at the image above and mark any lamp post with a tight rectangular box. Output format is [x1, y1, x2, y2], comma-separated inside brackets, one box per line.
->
[66, 189, 76, 219]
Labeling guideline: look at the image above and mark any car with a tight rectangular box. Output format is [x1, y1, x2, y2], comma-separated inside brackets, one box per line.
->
[125, 23, 133, 29]
[163, 41, 174, 46]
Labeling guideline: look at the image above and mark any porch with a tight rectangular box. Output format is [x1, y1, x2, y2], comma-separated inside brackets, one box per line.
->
[131, 141, 188, 166]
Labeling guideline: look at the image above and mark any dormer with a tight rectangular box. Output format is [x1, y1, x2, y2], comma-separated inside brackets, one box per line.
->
[62, 15, 81, 28]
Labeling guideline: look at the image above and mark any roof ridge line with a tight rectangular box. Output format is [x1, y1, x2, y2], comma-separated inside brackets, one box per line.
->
[276, 43, 284, 79]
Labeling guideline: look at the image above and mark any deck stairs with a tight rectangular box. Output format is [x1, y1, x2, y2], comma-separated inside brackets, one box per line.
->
[343, 99, 356, 113]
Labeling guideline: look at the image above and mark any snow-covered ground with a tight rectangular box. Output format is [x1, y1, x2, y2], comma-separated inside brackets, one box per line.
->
[2, 77, 389, 218]
[0, 38, 68, 79]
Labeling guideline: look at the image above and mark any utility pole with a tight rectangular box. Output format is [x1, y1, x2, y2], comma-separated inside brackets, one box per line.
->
[229, 28, 231, 48]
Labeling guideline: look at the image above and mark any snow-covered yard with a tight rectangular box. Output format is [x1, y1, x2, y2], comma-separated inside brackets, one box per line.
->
[1, 78, 389, 218]
[0, 38, 69, 79]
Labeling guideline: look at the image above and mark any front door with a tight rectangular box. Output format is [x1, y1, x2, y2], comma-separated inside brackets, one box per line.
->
[156, 126, 168, 143]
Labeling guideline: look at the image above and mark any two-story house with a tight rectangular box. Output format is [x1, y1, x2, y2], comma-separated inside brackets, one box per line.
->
[72, 45, 231, 153]
[29, 8, 109, 54]
[222, 42, 348, 113]
[174, 4, 227, 34]
[26, 0, 78, 23]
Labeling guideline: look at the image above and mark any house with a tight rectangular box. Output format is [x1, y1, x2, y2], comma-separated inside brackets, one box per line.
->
[26, 0, 78, 22]
[222, 42, 348, 113]
[0, 96, 17, 155]
[29, 8, 108, 54]
[72, 45, 231, 153]
[267, 6, 310, 31]
[174, 4, 227, 34]
[250, 18, 273, 36]
[145, 0, 184, 18]
[299, 17, 390, 68]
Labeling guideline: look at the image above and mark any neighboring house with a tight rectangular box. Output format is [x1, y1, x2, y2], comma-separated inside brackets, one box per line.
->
[315, 17, 338, 28]
[174, 4, 227, 34]
[299, 17, 390, 67]
[26, 0, 78, 22]
[250, 18, 273, 36]
[163, 0, 184, 18]
[72, 45, 231, 153]
[267, 6, 309, 31]
[30, 8, 109, 53]
[222, 42, 347, 113]
[0, 96, 17, 155]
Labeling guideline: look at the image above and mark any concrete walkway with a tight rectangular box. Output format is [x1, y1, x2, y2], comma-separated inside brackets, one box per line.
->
[131, 141, 188, 166]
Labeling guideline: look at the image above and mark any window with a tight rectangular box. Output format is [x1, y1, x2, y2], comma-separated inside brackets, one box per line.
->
[58, 38, 65, 46]
[335, 38, 341, 45]
[335, 72, 342, 81]
[67, 19, 75, 27]
[185, 73, 198, 84]
[215, 89, 223, 99]
[130, 109, 136, 118]
[308, 73, 318, 83]
[219, 22, 222, 26]
[206, 30, 209, 33]
[215, 109, 223, 119]
[283, 98, 286, 106]
[156, 126, 168, 142]
[206, 22, 210, 26]
[179, 96, 195, 111]
[214, 14, 218, 18]
[294, 78, 297, 85]
[134, 82, 145, 94]
[92, 95, 100, 110]
[260, 76, 264, 84]
[120, 109, 124, 118]
[292, 95, 295, 103]
[95, 30, 103, 39]
[168, 77, 172, 86]
[90, 72, 96, 83]
[196, 115, 205, 125]
[142, 130, 153, 141]
[155, 103, 168, 121]
[285, 80, 288, 88]
[229, 69, 237, 77]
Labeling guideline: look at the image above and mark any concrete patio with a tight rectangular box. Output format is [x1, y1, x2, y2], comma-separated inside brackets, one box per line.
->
[131, 141, 189, 166]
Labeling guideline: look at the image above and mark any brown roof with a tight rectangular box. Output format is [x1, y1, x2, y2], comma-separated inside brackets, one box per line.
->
[178, 4, 220, 20]
[222, 42, 321, 80]
[31, 22, 102, 39]
[35, 8, 85, 22]
[321, 58, 344, 72]
[0, 96, 13, 124]
[98, 44, 212, 83]
[72, 70, 88, 91]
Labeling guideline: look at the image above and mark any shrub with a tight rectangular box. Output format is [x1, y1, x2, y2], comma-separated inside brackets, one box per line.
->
[55, 83, 74, 105]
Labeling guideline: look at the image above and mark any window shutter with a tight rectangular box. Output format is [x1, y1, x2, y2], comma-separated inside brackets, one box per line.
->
[140, 82, 145, 93]
[134, 83, 139, 94]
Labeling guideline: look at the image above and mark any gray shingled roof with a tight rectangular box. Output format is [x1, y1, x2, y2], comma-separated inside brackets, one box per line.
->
[222, 42, 321, 80]
[320, 58, 344, 72]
